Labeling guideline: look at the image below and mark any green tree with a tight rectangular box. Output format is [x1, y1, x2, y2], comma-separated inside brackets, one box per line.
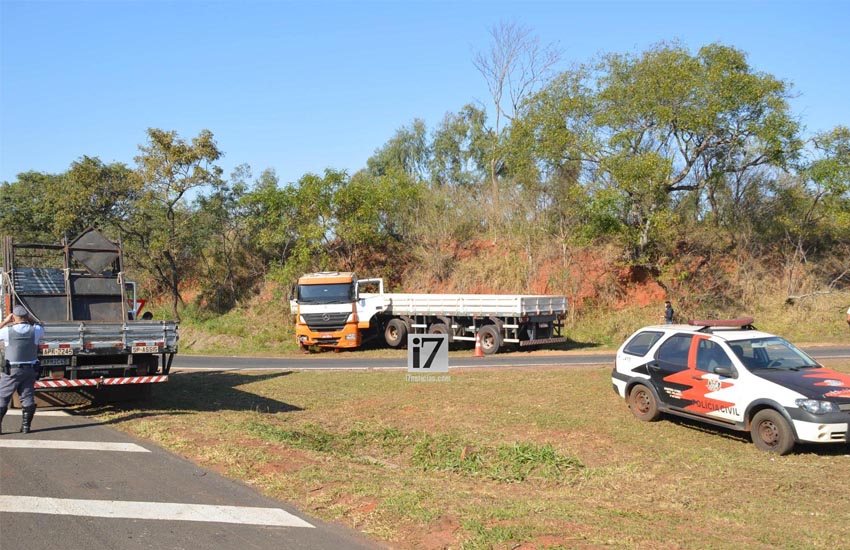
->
[193, 163, 260, 312]
[473, 20, 561, 217]
[240, 168, 300, 276]
[0, 171, 63, 241]
[122, 128, 224, 320]
[429, 104, 488, 188]
[58, 156, 139, 236]
[514, 42, 801, 261]
[0, 158, 138, 243]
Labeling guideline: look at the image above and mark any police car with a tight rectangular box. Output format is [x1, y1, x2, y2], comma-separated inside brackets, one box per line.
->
[612, 318, 850, 455]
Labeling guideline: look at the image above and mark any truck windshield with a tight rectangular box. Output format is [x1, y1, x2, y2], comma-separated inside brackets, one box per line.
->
[728, 337, 819, 371]
[298, 283, 354, 304]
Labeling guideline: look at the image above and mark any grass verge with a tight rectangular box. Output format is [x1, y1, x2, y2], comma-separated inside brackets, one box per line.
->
[84, 361, 850, 549]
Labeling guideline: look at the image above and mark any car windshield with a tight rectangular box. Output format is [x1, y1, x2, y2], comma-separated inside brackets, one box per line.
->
[727, 337, 819, 371]
[297, 283, 354, 304]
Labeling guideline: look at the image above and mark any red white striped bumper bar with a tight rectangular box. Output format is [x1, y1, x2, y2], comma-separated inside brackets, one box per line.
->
[35, 375, 169, 389]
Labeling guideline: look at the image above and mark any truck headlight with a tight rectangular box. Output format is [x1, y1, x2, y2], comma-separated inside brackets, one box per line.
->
[795, 399, 839, 415]
[345, 333, 357, 340]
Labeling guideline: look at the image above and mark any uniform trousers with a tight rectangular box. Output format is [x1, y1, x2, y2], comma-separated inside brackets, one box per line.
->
[0, 364, 40, 409]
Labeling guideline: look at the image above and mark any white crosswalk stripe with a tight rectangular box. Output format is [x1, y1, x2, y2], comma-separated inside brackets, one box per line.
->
[3, 409, 70, 416]
[0, 440, 149, 452]
[0, 496, 315, 527]
[1, 408, 315, 530]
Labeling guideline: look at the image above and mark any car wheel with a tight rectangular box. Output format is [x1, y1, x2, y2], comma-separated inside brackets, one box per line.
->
[750, 409, 795, 455]
[628, 384, 660, 421]
[384, 319, 408, 348]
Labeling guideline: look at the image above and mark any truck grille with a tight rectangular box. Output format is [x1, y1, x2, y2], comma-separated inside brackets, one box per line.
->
[302, 312, 349, 332]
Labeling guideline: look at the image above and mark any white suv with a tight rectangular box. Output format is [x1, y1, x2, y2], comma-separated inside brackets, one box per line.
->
[612, 318, 850, 454]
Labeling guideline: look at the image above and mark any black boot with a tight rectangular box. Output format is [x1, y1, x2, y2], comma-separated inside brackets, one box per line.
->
[0, 406, 6, 435]
[21, 405, 35, 434]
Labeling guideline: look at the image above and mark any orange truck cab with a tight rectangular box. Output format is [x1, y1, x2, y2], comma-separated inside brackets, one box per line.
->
[291, 272, 385, 351]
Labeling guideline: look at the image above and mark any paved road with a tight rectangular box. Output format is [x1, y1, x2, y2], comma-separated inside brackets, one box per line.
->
[171, 345, 850, 372]
[0, 410, 381, 550]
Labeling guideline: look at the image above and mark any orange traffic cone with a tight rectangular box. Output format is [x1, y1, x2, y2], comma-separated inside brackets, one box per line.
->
[474, 331, 484, 357]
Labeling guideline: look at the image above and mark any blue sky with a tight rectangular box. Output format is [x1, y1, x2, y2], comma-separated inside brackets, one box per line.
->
[1, 0, 848, 186]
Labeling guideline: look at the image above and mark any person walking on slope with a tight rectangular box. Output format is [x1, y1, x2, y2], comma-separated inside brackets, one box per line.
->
[0, 305, 45, 434]
[664, 301, 674, 325]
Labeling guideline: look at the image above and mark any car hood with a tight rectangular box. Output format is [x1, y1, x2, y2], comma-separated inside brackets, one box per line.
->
[753, 367, 850, 400]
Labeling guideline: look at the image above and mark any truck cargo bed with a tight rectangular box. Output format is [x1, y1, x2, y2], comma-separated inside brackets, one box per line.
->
[374, 293, 568, 318]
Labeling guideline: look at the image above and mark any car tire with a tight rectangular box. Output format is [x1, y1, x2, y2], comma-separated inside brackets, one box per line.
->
[750, 409, 795, 455]
[628, 384, 660, 422]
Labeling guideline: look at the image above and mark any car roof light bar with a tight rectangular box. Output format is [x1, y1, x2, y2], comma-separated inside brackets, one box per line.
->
[688, 317, 756, 333]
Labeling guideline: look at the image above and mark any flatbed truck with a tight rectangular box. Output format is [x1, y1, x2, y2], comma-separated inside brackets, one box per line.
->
[292, 271, 567, 355]
[1, 228, 178, 404]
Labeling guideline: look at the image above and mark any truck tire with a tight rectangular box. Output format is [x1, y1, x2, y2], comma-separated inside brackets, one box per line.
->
[478, 325, 501, 355]
[384, 319, 408, 348]
[428, 322, 453, 342]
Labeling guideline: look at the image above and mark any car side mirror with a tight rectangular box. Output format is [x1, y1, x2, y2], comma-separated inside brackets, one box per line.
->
[715, 366, 736, 378]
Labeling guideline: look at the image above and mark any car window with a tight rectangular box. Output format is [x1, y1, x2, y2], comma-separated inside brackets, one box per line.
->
[696, 340, 734, 373]
[656, 334, 692, 366]
[730, 337, 817, 370]
[622, 331, 664, 356]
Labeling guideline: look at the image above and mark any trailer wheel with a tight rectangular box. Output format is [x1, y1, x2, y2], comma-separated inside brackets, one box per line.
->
[478, 325, 501, 355]
[384, 319, 408, 348]
[428, 322, 453, 342]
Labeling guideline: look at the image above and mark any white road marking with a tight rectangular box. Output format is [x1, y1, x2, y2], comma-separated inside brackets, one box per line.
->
[0, 440, 149, 452]
[3, 409, 70, 416]
[0, 496, 315, 528]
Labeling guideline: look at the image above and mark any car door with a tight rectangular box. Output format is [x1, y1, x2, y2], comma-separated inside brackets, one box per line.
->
[651, 333, 742, 421]
[689, 337, 743, 423]
[649, 333, 694, 408]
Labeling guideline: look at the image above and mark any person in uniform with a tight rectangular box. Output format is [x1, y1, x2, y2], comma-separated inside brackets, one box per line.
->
[0, 305, 45, 434]
[664, 300, 674, 325]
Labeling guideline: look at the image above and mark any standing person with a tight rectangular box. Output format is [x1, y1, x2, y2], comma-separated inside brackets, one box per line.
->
[664, 301, 674, 325]
[0, 305, 45, 434]
[846, 306, 850, 330]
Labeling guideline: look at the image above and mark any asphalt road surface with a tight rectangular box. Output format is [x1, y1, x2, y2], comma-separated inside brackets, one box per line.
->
[0, 410, 381, 550]
[170, 345, 850, 372]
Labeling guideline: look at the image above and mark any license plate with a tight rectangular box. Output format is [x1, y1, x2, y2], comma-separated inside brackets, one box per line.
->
[132, 346, 160, 353]
[40, 357, 70, 366]
[41, 348, 74, 356]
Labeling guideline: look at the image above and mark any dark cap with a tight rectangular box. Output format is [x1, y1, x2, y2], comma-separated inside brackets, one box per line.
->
[12, 305, 28, 317]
